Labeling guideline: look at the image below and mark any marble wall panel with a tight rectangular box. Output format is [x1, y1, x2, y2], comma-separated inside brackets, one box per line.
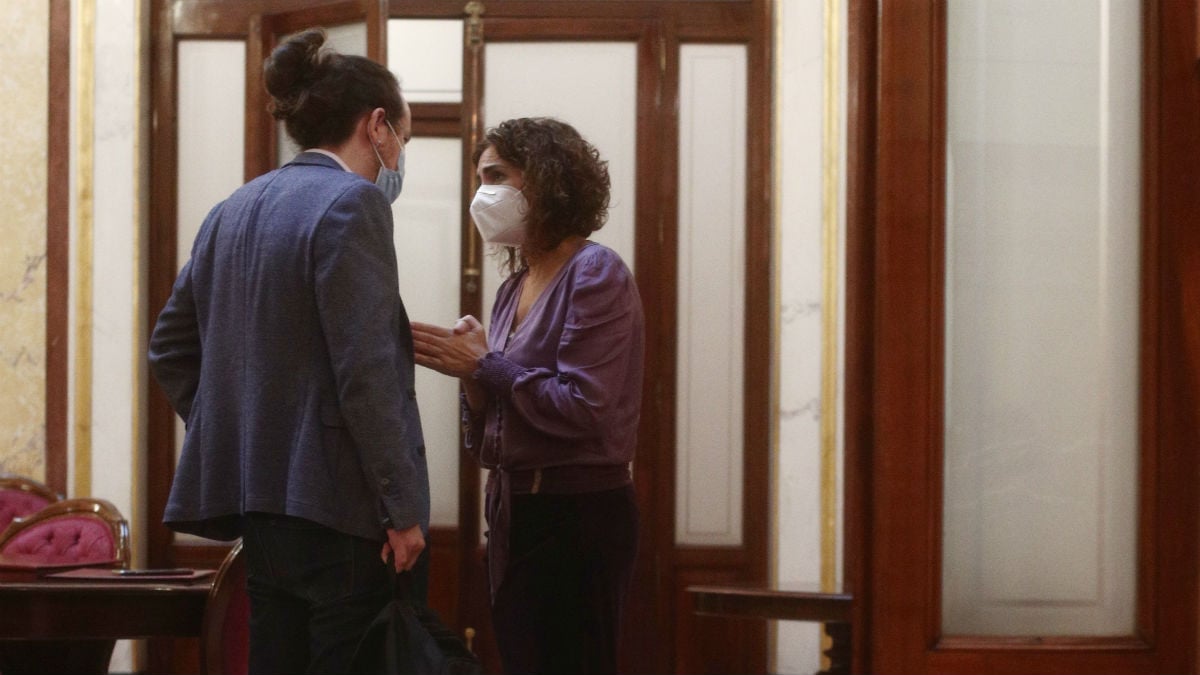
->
[0, 2, 49, 480]
[774, 0, 835, 672]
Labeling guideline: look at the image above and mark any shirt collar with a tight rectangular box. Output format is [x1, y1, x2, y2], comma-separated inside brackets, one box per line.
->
[304, 148, 351, 172]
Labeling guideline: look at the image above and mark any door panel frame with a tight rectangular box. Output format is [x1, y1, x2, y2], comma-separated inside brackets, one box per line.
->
[846, 0, 1200, 672]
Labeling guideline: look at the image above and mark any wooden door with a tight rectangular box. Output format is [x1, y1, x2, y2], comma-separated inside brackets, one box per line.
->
[441, 4, 774, 673]
[845, 1, 1200, 673]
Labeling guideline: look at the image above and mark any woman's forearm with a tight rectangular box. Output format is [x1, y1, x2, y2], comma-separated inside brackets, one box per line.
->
[462, 377, 488, 413]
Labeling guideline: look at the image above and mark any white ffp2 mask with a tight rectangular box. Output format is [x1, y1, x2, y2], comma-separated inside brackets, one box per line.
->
[470, 184, 528, 246]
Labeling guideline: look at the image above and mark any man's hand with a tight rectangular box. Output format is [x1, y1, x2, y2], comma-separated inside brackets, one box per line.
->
[380, 524, 425, 573]
[412, 316, 488, 379]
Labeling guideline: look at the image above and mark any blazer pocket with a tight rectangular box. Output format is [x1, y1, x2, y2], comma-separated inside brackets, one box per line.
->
[320, 403, 346, 428]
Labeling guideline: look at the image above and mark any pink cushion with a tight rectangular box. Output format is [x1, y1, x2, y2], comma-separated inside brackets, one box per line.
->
[0, 515, 117, 565]
[0, 490, 51, 531]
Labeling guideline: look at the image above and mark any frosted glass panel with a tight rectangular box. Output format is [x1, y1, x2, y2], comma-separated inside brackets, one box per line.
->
[675, 45, 746, 546]
[386, 27, 465, 526]
[391, 139, 463, 526]
[277, 22, 368, 167]
[388, 19, 463, 102]
[942, 0, 1140, 636]
[178, 40, 245, 269]
[176, 40, 247, 543]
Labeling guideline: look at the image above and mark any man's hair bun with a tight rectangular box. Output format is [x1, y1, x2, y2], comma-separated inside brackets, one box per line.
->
[259, 26, 404, 149]
[263, 28, 328, 120]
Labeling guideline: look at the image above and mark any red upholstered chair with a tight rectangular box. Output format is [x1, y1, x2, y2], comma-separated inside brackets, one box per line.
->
[0, 474, 61, 535]
[0, 497, 129, 569]
[201, 540, 249, 675]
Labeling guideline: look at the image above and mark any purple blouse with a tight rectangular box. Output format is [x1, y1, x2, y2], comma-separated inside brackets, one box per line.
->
[464, 242, 644, 596]
[466, 241, 644, 478]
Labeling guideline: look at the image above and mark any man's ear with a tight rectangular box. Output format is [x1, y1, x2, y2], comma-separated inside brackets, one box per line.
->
[367, 107, 387, 146]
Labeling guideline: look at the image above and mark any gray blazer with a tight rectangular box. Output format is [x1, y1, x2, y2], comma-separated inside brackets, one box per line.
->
[149, 152, 428, 542]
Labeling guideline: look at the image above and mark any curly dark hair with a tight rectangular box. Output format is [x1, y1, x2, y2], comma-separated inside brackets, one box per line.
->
[263, 28, 405, 149]
[473, 118, 611, 273]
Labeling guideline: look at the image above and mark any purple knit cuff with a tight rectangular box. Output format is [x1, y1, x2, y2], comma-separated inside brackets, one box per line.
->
[473, 351, 526, 392]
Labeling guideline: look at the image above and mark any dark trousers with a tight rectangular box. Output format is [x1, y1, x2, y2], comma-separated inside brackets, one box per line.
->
[242, 512, 391, 675]
[491, 485, 639, 675]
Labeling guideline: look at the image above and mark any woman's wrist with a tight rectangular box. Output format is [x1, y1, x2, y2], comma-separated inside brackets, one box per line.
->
[473, 351, 525, 391]
[461, 378, 487, 412]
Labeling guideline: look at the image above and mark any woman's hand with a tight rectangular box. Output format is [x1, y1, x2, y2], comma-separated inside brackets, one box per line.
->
[412, 315, 489, 379]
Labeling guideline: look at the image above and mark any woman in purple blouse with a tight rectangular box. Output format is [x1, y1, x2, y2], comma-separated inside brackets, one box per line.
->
[412, 117, 644, 674]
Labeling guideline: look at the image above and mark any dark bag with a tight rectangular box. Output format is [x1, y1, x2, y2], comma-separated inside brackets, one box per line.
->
[350, 570, 482, 675]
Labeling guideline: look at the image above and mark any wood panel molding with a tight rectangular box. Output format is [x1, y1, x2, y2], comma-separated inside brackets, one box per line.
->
[411, 102, 461, 137]
[45, 0, 71, 496]
[147, 0, 181, 579]
[843, 0, 877, 671]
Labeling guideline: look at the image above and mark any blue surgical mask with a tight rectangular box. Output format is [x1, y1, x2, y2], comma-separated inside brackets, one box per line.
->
[372, 121, 405, 203]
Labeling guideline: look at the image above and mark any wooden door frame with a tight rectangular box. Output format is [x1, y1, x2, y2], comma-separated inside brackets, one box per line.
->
[44, 0, 72, 496]
[845, 1, 1200, 672]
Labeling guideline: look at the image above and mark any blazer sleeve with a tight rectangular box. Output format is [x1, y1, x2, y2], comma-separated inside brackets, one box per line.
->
[313, 182, 423, 531]
[148, 203, 222, 422]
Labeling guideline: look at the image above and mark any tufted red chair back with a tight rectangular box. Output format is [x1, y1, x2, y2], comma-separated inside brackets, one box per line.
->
[0, 474, 61, 535]
[0, 498, 129, 569]
[201, 540, 249, 675]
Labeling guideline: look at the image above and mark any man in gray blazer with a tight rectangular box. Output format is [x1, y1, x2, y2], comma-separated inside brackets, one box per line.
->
[150, 29, 427, 674]
[150, 146, 428, 547]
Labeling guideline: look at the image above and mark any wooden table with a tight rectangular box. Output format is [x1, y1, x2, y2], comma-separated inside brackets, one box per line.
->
[0, 569, 213, 674]
[687, 583, 852, 675]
